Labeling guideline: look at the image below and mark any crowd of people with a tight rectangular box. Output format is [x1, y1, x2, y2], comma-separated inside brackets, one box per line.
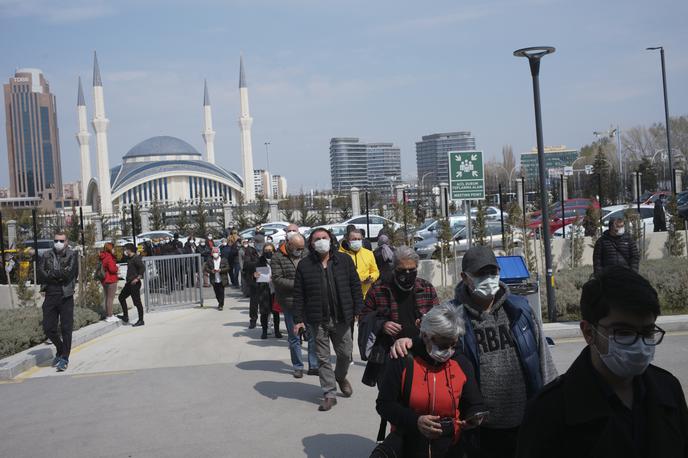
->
[35, 220, 688, 457]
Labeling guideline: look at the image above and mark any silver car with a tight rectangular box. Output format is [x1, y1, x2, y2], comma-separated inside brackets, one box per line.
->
[414, 222, 511, 259]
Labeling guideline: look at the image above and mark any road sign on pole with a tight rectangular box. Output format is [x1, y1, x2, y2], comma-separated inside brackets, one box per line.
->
[448, 151, 485, 200]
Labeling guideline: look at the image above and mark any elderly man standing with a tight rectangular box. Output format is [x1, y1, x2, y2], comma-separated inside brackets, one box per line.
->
[339, 228, 379, 299]
[592, 217, 640, 275]
[37, 230, 79, 372]
[391, 246, 557, 458]
[293, 228, 364, 411]
[272, 232, 319, 378]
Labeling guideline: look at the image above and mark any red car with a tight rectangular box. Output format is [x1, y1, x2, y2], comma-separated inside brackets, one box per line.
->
[529, 206, 589, 235]
[530, 198, 599, 219]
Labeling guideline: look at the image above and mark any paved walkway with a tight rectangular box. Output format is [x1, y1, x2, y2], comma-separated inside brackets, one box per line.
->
[2, 290, 687, 457]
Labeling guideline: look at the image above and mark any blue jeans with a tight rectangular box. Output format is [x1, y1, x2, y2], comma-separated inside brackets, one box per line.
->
[283, 311, 318, 371]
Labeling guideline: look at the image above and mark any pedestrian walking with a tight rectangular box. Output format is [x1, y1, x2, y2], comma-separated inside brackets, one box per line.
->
[205, 247, 229, 310]
[37, 230, 79, 372]
[118, 243, 145, 327]
[592, 217, 640, 275]
[391, 246, 558, 457]
[654, 197, 667, 232]
[516, 266, 688, 458]
[373, 304, 485, 458]
[373, 234, 396, 284]
[272, 232, 318, 378]
[359, 246, 438, 386]
[293, 228, 364, 411]
[339, 228, 379, 300]
[254, 243, 281, 339]
[98, 242, 120, 322]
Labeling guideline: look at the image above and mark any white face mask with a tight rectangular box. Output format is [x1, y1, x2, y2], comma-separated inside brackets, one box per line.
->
[54, 241, 65, 251]
[593, 328, 655, 378]
[292, 249, 304, 258]
[212, 253, 219, 259]
[616, 227, 625, 236]
[349, 240, 363, 251]
[468, 273, 500, 299]
[314, 239, 331, 254]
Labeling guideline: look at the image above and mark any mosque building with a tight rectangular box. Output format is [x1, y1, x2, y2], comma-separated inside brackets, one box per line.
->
[79, 53, 259, 214]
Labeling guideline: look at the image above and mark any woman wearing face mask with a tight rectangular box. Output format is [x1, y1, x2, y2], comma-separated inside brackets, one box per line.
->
[204, 247, 230, 310]
[98, 242, 120, 322]
[359, 246, 439, 386]
[374, 303, 485, 458]
[252, 243, 281, 339]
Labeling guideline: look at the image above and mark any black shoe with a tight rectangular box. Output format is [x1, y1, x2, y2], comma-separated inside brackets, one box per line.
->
[274, 330, 283, 338]
[261, 330, 268, 339]
[218, 306, 223, 311]
[117, 315, 129, 323]
[293, 369, 304, 379]
[132, 320, 145, 327]
[248, 320, 257, 329]
[307, 368, 320, 376]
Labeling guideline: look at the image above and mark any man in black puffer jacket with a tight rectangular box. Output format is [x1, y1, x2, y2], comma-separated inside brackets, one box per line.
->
[592, 217, 640, 275]
[293, 227, 364, 412]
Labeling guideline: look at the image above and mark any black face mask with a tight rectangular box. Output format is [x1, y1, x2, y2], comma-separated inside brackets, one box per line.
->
[394, 269, 417, 291]
[264, 252, 273, 259]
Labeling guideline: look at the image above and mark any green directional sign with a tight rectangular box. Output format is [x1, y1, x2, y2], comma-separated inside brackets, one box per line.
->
[448, 150, 485, 200]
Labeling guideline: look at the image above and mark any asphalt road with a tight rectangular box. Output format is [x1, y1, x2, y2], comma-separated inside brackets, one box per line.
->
[1, 292, 686, 458]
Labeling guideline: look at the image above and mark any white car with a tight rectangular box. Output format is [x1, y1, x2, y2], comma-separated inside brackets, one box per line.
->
[136, 230, 189, 245]
[553, 204, 657, 238]
[240, 227, 287, 245]
[340, 215, 401, 239]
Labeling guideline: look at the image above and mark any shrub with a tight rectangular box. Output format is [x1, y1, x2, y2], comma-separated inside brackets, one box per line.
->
[0, 306, 101, 359]
[553, 258, 688, 321]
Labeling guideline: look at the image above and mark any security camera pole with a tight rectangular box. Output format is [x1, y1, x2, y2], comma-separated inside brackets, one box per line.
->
[514, 46, 557, 322]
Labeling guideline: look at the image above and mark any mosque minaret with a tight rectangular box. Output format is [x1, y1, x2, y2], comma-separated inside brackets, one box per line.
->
[91, 51, 113, 214]
[75, 76, 91, 202]
[238, 56, 256, 202]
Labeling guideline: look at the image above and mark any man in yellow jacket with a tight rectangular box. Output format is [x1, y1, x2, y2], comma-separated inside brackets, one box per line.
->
[339, 228, 380, 299]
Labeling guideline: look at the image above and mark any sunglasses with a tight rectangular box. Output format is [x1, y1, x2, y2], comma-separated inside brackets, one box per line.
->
[54, 239, 66, 243]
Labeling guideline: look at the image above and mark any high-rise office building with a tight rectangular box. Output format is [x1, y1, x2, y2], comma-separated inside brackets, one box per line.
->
[253, 169, 272, 199]
[330, 138, 402, 196]
[416, 131, 476, 189]
[4, 68, 63, 200]
[272, 175, 288, 199]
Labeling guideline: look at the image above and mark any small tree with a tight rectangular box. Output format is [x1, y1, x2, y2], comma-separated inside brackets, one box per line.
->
[314, 198, 329, 226]
[665, 196, 685, 257]
[332, 195, 352, 221]
[194, 200, 209, 236]
[234, 195, 251, 230]
[583, 203, 601, 237]
[473, 200, 488, 246]
[297, 194, 317, 227]
[504, 201, 522, 255]
[435, 218, 453, 260]
[569, 219, 584, 268]
[120, 206, 131, 237]
[68, 207, 80, 243]
[280, 197, 297, 223]
[252, 195, 270, 226]
[175, 200, 191, 235]
[150, 193, 166, 230]
[625, 208, 648, 260]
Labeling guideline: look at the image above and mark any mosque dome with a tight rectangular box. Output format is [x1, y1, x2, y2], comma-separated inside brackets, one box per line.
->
[123, 136, 201, 159]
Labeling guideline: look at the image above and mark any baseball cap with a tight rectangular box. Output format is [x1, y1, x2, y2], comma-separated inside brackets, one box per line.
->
[462, 246, 499, 274]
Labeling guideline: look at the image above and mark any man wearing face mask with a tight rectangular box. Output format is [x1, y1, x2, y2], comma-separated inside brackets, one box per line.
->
[593, 217, 640, 275]
[359, 246, 439, 385]
[38, 231, 79, 372]
[391, 246, 557, 457]
[339, 229, 379, 300]
[517, 266, 688, 458]
[293, 228, 364, 411]
[242, 235, 263, 328]
[272, 232, 319, 377]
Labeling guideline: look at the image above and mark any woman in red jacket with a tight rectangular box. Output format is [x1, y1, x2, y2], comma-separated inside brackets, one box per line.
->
[99, 242, 120, 322]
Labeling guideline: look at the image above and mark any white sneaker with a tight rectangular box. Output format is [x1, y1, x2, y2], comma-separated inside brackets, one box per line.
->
[105, 316, 118, 323]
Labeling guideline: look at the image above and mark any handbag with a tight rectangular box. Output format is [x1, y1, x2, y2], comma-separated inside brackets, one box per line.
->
[272, 296, 282, 313]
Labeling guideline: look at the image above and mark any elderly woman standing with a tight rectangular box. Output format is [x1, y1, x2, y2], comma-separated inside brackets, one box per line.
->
[373, 234, 396, 284]
[373, 304, 485, 458]
[98, 242, 120, 322]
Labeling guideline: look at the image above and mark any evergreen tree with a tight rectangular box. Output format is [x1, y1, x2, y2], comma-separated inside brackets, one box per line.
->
[473, 200, 488, 246]
[234, 195, 251, 230]
[665, 196, 685, 257]
[194, 200, 208, 236]
[175, 200, 191, 235]
[252, 195, 270, 226]
[332, 195, 352, 221]
[68, 207, 80, 243]
[150, 192, 166, 230]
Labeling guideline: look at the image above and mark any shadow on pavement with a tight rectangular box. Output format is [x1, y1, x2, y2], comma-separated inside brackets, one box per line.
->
[223, 321, 247, 327]
[254, 380, 321, 405]
[236, 359, 292, 374]
[302, 433, 377, 458]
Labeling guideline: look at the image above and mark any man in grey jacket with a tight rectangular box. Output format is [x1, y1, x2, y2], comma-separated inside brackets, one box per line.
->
[37, 231, 79, 372]
[271, 233, 318, 378]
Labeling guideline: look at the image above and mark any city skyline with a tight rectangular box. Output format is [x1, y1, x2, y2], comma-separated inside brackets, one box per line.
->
[0, 0, 687, 192]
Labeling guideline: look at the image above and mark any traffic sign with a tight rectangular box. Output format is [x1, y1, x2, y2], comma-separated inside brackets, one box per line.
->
[564, 166, 574, 176]
[448, 151, 485, 200]
[585, 164, 594, 175]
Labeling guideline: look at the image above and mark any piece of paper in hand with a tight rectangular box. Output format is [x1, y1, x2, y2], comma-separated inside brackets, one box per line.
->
[256, 266, 271, 283]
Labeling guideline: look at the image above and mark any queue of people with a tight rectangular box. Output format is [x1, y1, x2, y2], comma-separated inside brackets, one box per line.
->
[35, 221, 687, 458]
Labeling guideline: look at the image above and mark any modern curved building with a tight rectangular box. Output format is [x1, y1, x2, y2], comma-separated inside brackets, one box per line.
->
[84, 136, 243, 209]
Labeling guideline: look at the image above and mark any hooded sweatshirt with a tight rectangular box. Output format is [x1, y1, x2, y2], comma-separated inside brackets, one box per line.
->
[454, 281, 557, 429]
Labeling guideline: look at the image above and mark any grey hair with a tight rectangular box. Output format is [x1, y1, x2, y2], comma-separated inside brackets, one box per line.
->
[393, 245, 419, 267]
[419, 303, 465, 340]
[287, 232, 305, 244]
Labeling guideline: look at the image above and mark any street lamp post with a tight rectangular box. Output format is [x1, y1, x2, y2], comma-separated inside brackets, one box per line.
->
[514, 46, 557, 322]
[264, 141, 271, 172]
[646, 46, 675, 195]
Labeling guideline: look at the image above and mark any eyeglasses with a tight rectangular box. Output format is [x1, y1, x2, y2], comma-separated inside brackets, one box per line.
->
[395, 268, 417, 275]
[595, 324, 666, 346]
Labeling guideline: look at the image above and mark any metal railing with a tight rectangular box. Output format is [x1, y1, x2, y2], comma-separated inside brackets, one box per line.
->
[142, 253, 203, 310]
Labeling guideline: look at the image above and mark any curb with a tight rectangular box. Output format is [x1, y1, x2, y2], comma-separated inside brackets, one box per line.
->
[543, 314, 688, 341]
[0, 319, 122, 380]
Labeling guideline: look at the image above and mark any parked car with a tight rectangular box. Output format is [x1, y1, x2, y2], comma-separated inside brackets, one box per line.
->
[553, 204, 658, 238]
[530, 198, 599, 219]
[529, 206, 589, 235]
[640, 191, 671, 206]
[340, 215, 401, 239]
[136, 231, 189, 246]
[414, 215, 473, 241]
[239, 227, 287, 245]
[414, 222, 513, 259]
[304, 224, 349, 243]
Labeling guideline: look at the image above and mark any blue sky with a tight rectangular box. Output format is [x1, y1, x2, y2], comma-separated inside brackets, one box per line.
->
[1, 0, 687, 192]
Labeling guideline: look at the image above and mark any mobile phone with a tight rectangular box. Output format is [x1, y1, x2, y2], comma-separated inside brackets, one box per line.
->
[464, 411, 489, 426]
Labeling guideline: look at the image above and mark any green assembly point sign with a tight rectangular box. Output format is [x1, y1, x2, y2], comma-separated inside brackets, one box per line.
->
[448, 150, 485, 200]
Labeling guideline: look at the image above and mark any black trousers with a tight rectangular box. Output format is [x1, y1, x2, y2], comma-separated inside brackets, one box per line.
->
[260, 311, 280, 331]
[464, 426, 519, 458]
[249, 284, 259, 322]
[42, 294, 74, 359]
[119, 281, 143, 321]
[212, 282, 225, 307]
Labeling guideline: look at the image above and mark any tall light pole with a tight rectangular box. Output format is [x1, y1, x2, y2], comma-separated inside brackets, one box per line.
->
[646, 46, 675, 195]
[264, 141, 271, 172]
[514, 46, 557, 322]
